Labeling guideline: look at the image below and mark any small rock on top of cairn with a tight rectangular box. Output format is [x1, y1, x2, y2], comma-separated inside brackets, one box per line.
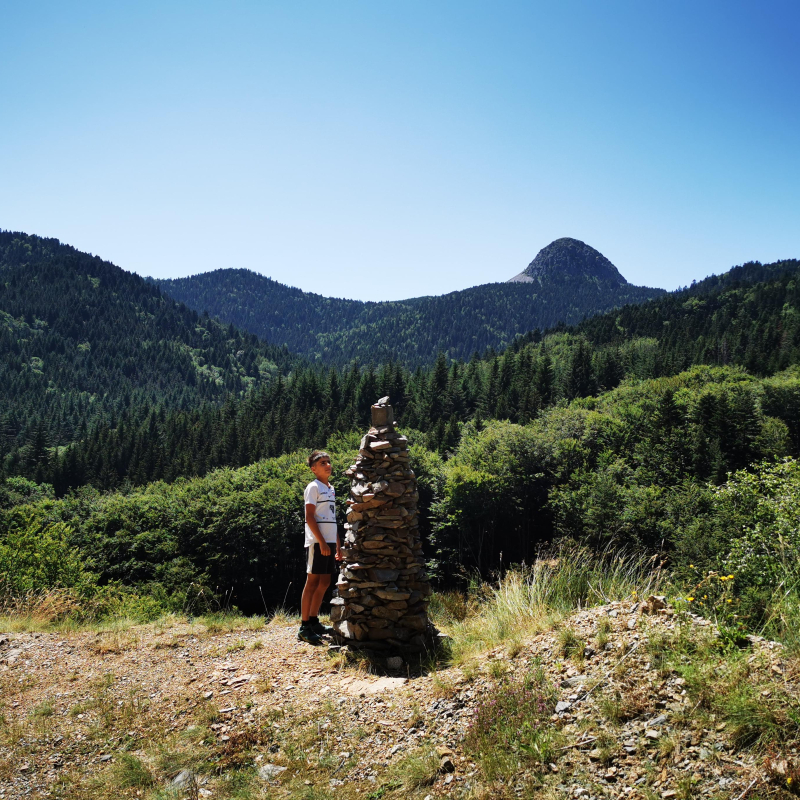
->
[331, 397, 433, 652]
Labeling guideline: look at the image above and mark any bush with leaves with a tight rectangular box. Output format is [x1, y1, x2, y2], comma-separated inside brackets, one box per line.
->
[720, 458, 800, 593]
[0, 508, 96, 597]
[0, 476, 54, 509]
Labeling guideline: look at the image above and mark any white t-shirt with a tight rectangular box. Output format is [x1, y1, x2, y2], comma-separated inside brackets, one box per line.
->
[304, 479, 338, 546]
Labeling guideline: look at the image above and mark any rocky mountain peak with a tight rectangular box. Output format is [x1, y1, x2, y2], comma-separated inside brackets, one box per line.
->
[508, 238, 628, 285]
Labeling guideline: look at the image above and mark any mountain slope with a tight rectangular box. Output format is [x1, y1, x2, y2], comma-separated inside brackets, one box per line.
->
[70, 257, 800, 492]
[0, 231, 296, 478]
[156, 239, 664, 366]
[0, 597, 774, 800]
[575, 257, 800, 375]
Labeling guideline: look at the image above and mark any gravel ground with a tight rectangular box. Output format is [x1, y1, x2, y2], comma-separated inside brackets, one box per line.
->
[0, 601, 796, 799]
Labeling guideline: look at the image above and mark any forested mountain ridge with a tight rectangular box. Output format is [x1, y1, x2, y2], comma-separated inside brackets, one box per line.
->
[575, 257, 800, 375]
[155, 238, 664, 366]
[21, 255, 800, 495]
[0, 231, 296, 480]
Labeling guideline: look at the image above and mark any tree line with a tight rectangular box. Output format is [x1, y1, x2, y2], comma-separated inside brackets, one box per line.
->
[3, 230, 800, 503]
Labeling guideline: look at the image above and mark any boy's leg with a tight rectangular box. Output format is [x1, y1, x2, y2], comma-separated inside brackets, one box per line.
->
[301, 574, 321, 623]
[299, 575, 324, 644]
[309, 573, 332, 619]
[299, 544, 335, 640]
[299, 544, 324, 644]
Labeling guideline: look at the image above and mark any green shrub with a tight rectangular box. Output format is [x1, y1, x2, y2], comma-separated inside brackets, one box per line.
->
[0, 476, 54, 509]
[719, 458, 800, 591]
[0, 508, 96, 597]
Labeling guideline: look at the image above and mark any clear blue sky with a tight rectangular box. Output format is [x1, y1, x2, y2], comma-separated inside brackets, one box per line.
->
[1, 1, 798, 301]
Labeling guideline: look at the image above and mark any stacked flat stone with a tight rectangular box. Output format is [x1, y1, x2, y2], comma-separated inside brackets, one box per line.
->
[331, 397, 432, 652]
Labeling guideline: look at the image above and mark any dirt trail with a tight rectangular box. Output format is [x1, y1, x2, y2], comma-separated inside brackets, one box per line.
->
[0, 619, 429, 799]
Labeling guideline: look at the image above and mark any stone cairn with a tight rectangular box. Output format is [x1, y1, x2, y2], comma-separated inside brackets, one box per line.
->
[331, 397, 432, 653]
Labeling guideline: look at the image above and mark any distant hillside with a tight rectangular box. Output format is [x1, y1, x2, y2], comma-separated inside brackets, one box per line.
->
[0, 231, 295, 480]
[156, 239, 664, 366]
[576, 257, 800, 375]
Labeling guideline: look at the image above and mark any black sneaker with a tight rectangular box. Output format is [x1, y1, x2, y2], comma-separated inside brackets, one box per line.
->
[298, 624, 323, 645]
[309, 618, 334, 636]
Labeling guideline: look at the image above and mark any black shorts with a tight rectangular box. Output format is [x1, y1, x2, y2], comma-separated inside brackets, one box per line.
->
[305, 543, 336, 575]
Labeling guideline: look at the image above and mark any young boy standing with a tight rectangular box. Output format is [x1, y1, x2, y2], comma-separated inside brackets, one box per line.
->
[299, 450, 342, 645]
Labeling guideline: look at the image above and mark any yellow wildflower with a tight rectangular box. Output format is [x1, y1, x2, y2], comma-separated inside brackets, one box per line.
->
[687, 597, 694, 602]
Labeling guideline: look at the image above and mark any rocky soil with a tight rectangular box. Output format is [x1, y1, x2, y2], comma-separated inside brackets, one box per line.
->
[0, 600, 796, 799]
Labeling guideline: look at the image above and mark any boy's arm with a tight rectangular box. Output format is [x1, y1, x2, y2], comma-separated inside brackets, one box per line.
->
[305, 503, 331, 556]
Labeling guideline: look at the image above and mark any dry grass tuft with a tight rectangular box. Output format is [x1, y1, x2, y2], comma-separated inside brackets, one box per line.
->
[389, 746, 440, 791]
[0, 588, 83, 629]
[91, 629, 140, 655]
[268, 606, 297, 626]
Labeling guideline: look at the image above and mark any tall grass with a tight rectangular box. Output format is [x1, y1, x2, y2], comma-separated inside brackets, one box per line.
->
[0, 584, 250, 633]
[0, 588, 84, 631]
[440, 543, 662, 663]
[760, 584, 800, 653]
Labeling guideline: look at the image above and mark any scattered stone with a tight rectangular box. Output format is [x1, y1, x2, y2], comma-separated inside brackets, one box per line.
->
[258, 764, 287, 781]
[1, 647, 22, 664]
[171, 770, 197, 789]
[340, 675, 408, 696]
[439, 755, 455, 773]
[643, 595, 667, 614]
